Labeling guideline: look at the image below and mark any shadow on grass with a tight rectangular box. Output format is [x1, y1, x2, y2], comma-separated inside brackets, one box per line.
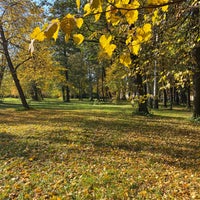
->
[0, 102, 199, 171]
[0, 102, 23, 110]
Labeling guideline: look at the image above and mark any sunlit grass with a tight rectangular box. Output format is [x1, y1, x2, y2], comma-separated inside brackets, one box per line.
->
[0, 98, 199, 199]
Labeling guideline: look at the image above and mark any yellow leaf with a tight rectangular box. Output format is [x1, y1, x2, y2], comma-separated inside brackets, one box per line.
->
[94, 4, 102, 22]
[99, 34, 116, 58]
[162, 5, 168, 12]
[65, 34, 70, 42]
[24, 194, 30, 198]
[76, 0, 81, 11]
[99, 35, 112, 48]
[29, 157, 34, 161]
[73, 34, 84, 45]
[152, 9, 160, 25]
[120, 53, 132, 67]
[84, 3, 91, 16]
[107, 44, 116, 57]
[131, 40, 140, 55]
[105, 6, 120, 26]
[139, 190, 147, 197]
[60, 14, 76, 35]
[30, 27, 46, 41]
[136, 23, 152, 42]
[76, 18, 83, 29]
[44, 19, 60, 41]
[125, 10, 138, 25]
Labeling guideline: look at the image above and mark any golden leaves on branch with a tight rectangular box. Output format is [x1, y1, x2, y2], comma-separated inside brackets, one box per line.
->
[30, 0, 169, 63]
[120, 53, 132, 68]
[30, 14, 84, 53]
[125, 23, 152, 56]
[105, 0, 140, 26]
[84, 0, 103, 22]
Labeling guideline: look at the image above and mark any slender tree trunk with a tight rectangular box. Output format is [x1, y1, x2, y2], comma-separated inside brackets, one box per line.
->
[136, 72, 149, 114]
[88, 69, 93, 101]
[64, 70, 70, 102]
[101, 66, 105, 101]
[174, 87, 179, 105]
[169, 87, 173, 110]
[0, 66, 5, 88]
[0, 25, 29, 109]
[0, 55, 6, 88]
[146, 79, 152, 108]
[192, 44, 200, 118]
[153, 60, 159, 109]
[62, 86, 65, 101]
[187, 85, 191, 108]
[163, 89, 167, 107]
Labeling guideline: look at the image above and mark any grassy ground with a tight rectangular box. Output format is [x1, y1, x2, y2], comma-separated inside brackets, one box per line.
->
[0, 98, 199, 199]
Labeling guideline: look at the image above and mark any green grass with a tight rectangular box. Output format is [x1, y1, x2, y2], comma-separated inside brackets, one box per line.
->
[0, 98, 199, 199]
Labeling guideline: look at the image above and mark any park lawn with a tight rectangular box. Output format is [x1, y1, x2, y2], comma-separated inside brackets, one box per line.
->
[0, 99, 199, 199]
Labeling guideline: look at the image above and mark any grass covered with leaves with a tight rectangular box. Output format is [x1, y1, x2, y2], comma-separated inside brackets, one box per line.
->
[0, 99, 199, 199]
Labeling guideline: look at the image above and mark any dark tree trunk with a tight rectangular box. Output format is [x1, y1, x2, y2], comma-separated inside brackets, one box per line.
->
[174, 87, 180, 105]
[62, 86, 65, 101]
[169, 87, 173, 110]
[136, 73, 149, 114]
[30, 81, 43, 101]
[64, 70, 70, 102]
[187, 85, 191, 108]
[192, 44, 200, 118]
[0, 25, 29, 109]
[101, 66, 105, 101]
[180, 88, 187, 105]
[0, 55, 6, 88]
[163, 89, 167, 107]
[0, 66, 5, 88]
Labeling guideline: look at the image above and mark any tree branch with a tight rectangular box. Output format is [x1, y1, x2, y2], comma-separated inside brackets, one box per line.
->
[15, 56, 32, 71]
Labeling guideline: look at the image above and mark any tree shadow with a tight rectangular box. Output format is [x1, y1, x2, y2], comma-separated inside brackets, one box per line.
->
[0, 106, 199, 171]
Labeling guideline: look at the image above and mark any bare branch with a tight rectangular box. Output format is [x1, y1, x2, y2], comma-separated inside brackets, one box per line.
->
[15, 56, 32, 71]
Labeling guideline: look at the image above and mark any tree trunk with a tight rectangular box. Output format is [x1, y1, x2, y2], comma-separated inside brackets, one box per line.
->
[174, 87, 179, 105]
[136, 73, 149, 114]
[153, 60, 159, 109]
[62, 86, 65, 101]
[0, 25, 29, 109]
[30, 81, 42, 101]
[101, 66, 105, 101]
[192, 44, 200, 118]
[163, 89, 167, 107]
[187, 85, 191, 108]
[0, 55, 6, 88]
[64, 70, 70, 102]
[169, 87, 173, 110]
[0, 66, 5, 89]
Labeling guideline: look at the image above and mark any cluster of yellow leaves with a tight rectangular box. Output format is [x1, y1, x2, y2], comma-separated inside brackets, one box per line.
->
[99, 35, 116, 58]
[84, 0, 102, 22]
[105, 0, 140, 26]
[30, 0, 170, 60]
[120, 52, 132, 68]
[29, 14, 84, 54]
[125, 23, 152, 56]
